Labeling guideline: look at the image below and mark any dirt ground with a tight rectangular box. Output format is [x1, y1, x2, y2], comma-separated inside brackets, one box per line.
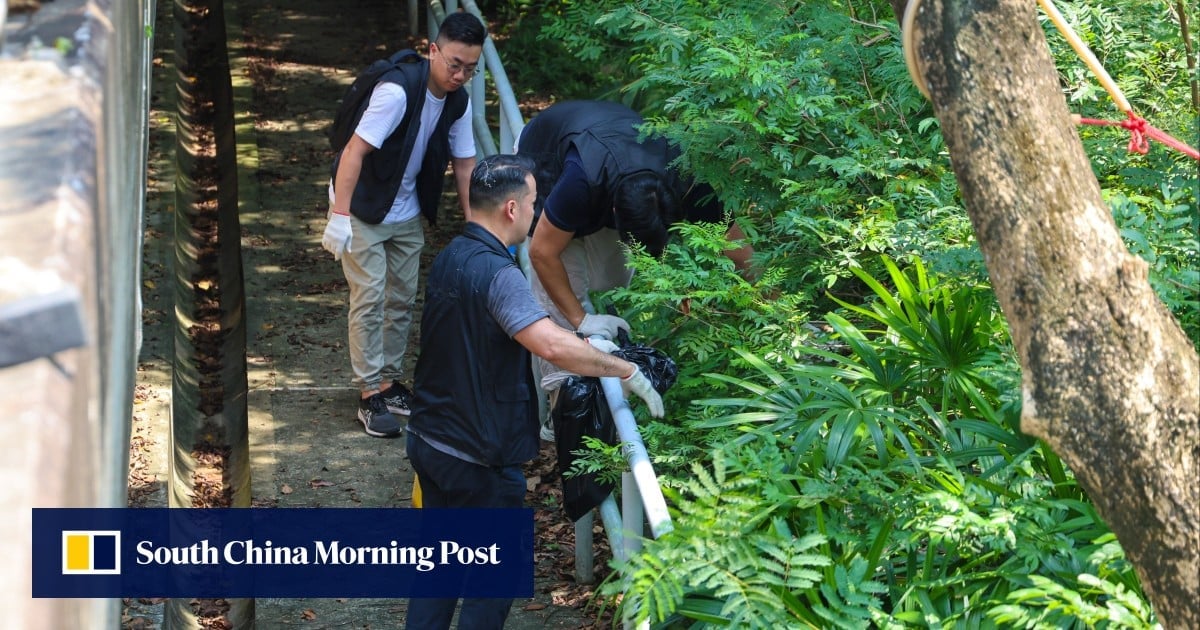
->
[124, 0, 612, 627]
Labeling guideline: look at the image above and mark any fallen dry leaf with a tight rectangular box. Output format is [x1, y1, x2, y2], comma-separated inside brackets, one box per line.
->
[301, 608, 317, 620]
[280, 484, 293, 494]
[309, 479, 334, 488]
[523, 602, 547, 611]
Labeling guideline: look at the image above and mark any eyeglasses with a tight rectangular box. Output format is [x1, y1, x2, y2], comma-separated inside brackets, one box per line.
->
[436, 49, 478, 79]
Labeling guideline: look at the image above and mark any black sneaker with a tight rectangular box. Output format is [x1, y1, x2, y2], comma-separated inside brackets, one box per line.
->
[381, 380, 413, 416]
[358, 393, 403, 438]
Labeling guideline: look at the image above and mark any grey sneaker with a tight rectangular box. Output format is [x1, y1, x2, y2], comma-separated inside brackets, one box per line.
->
[381, 380, 413, 416]
[358, 393, 403, 438]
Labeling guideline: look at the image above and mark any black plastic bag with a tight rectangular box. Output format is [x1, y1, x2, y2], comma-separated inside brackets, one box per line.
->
[552, 340, 676, 521]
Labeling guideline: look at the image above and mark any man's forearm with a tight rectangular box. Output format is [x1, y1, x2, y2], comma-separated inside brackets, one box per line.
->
[517, 319, 633, 379]
[331, 152, 364, 216]
[453, 156, 475, 222]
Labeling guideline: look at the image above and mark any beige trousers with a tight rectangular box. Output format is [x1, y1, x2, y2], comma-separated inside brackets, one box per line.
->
[341, 214, 424, 392]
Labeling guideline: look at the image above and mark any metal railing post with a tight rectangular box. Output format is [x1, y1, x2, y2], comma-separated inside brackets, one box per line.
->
[600, 378, 674, 538]
[621, 472, 644, 557]
[427, 1, 441, 41]
[598, 495, 628, 560]
[469, 46, 488, 159]
[575, 511, 595, 583]
[458, 0, 525, 152]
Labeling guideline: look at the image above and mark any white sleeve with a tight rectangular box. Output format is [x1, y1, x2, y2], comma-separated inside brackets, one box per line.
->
[448, 98, 476, 159]
[354, 82, 407, 149]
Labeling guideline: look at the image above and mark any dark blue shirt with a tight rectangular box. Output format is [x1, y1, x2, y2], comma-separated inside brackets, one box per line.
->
[542, 148, 727, 239]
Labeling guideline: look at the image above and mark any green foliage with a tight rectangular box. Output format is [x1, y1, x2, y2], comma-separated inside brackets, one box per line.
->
[989, 535, 1159, 628]
[829, 256, 1013, 416]
[546, 1, 982, 305]
[632, 3, 967, 296]
[482, 1, 617, 101]
[562, 435, 626, 487]
[604, 258, 1156, 627]
[603, 457, 870, 629]
[532, 1, 1189, 626]
[608, 220, 812, 407]
[1042, 1, 1196, 136]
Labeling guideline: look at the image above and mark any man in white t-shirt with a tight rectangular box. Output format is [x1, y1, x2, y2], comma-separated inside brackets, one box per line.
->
[321, 12, 485, 437]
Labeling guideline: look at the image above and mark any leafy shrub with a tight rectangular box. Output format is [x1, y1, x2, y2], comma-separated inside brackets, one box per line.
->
[607, 258, 1156, 627]
[529, 1, 1188, 626]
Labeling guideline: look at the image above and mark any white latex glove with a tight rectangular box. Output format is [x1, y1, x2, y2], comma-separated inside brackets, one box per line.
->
[322, 213, 353, 261]
[577, 313, 630, 340]
[621, 365, 664, 418]
[587, 338, 620, 354]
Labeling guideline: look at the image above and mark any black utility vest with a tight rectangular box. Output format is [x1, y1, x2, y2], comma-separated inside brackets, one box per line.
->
[332, 60, 468, 225]
[518, 100, 673, 224]
[409, 223, 539, 467]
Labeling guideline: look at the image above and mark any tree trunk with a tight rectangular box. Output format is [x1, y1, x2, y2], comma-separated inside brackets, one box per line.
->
[168, 0, 252, 626]
[895, 0, 1199, 627]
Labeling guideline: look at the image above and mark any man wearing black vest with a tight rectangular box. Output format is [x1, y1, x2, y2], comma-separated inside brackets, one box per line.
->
[404, 154, 664, 629]
[320, 13, 485, 438]
[516, 100, 753, 437]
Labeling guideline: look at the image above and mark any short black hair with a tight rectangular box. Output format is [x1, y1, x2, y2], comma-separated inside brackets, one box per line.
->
[613, 172, 680, 258]
[437, 12, 487, 47]
[470, 154, 535, 212]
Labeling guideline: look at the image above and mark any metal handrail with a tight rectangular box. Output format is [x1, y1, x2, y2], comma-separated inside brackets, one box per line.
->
[414, 4, 673, 626]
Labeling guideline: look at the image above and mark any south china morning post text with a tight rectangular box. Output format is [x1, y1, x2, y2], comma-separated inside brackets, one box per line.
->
[32, 508, 534, 598]
[133, 537, 500, 572]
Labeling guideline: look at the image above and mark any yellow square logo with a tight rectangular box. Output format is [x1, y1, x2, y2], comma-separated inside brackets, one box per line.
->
[61, 531, 121, 575]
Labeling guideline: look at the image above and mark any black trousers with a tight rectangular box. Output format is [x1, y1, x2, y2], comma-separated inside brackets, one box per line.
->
[405, 433, 526, 630]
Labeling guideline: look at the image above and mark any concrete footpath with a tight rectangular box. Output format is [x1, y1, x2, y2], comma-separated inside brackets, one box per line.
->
[125, 0, 599, 627]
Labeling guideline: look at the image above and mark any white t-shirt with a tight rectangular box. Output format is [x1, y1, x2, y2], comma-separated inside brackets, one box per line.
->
[354, 82, 475, 224]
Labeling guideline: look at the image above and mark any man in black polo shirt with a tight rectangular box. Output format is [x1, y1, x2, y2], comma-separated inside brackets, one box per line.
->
[404, 154, 663, 630]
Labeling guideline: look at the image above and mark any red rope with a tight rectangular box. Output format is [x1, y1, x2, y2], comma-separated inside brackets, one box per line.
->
[1078, 112, 1200, 161]
[1119, 113, 1149, 154]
